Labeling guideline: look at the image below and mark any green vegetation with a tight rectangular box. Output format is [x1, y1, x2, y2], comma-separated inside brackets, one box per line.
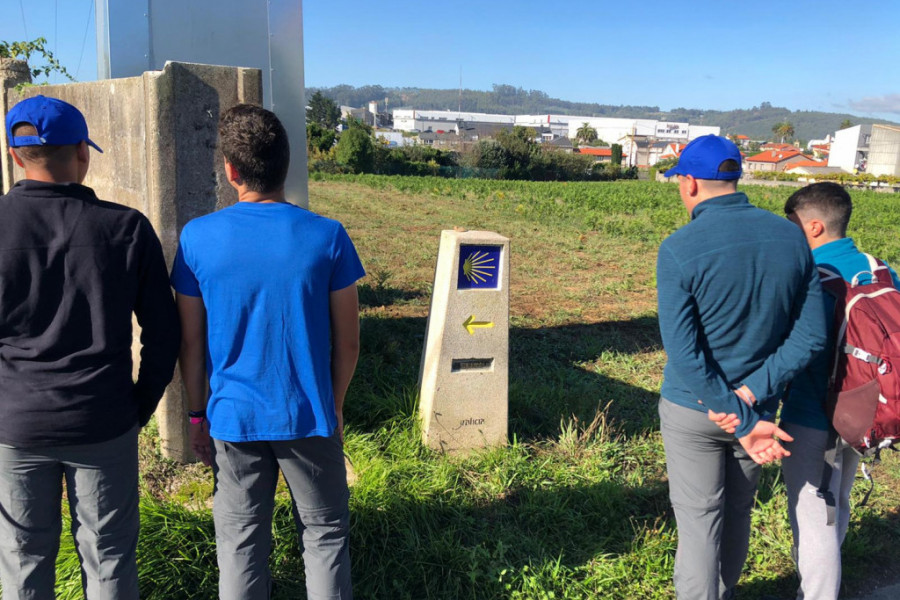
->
[575, 123, 600, 146]
[772, 121, 796, 143]
[306, 90, 342, 130]
[0, 37, 74, 85]
[335, 126, 376, 173]
[46, 177, 900, 599]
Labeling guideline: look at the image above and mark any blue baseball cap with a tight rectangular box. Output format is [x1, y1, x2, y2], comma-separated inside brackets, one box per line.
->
[5, 95, 103, 153]
[664, 134, 740, 180]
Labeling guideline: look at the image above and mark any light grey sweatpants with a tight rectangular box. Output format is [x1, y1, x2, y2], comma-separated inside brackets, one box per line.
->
[781, 422, 859, 600]
[0, 425, 140, 600]
[212, 432, 352, 600]
[659, 398, 762, 600]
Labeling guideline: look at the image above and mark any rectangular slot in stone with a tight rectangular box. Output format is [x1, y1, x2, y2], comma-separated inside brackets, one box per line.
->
[451, 358, 494, 372]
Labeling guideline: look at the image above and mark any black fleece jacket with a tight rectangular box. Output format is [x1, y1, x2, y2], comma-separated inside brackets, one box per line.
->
[0, 180, 180, 446]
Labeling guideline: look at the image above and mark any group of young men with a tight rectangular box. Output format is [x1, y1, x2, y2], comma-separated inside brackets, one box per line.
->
[1, 95, 361, 599]
[659, 135, 897, 600]
[0, 93, 889, 600]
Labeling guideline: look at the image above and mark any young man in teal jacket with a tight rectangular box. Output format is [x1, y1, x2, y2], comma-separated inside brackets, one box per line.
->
[657, 135, 827, 599]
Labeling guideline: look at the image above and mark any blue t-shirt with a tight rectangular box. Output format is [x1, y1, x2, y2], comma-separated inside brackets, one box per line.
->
[782, 237, 900, 430]
[170, 202, 365, 442]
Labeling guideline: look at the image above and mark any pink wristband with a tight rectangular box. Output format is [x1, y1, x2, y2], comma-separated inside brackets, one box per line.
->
[189, 416, 205, 425]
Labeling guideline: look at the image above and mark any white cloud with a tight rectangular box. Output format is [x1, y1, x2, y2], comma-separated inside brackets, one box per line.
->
[847, 94, 900, 115]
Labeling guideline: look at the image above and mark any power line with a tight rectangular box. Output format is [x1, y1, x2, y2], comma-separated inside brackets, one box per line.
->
[75, 0, 94, 81]
[54, 0, 59, 56]
[18, 0, 29, 39]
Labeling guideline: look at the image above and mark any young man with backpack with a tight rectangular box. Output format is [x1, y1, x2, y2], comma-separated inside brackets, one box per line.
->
[781, 182, 899, 599]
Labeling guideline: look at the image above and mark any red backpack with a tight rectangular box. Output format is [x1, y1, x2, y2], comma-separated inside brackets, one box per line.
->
[820, 255, 900, 454]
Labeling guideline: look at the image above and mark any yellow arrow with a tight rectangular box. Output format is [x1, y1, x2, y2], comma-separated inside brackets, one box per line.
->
[463, 315, 494, 335]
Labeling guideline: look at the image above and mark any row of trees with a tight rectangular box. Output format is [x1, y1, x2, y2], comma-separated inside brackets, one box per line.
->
[307, 94, 633, 182]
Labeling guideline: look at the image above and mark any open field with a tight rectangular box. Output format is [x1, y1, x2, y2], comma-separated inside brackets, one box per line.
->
[52, 177, 900, 598]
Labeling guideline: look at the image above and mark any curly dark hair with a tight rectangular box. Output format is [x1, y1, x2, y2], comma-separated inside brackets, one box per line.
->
[218, 104, 290, 193]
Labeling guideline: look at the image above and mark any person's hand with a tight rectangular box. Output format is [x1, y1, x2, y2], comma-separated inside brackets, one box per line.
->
[738, 420, 794, 465]
[734, 385, 756, 407]
[708, 410, 740, 434]
[190, 419, 213, 467]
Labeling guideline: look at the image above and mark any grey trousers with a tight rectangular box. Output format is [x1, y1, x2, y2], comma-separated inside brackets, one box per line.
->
[0, 425, 140, 600]
[781, 422, 859, 600]
[659, 398, 762, 600]
[212, 432, 352, 600]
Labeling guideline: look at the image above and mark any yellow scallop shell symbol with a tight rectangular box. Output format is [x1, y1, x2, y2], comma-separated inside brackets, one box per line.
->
[463, 251, 496, 284]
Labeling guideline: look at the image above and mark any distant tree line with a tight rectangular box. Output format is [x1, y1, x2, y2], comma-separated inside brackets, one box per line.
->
[307, 85, 895, 144]
[307, 94, 634, 181]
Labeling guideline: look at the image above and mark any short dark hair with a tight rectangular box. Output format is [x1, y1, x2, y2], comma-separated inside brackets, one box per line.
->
[218, 104, 290, 193]
[718, 159, 741, 174]
[784, 182, 852, 237]
[10, 123, 77, 165]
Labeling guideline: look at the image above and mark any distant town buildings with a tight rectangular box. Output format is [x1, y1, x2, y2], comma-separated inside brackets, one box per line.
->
[746, 149, 811, 172]
[333, 99, 900, 176]
[390, 108, 720, 167]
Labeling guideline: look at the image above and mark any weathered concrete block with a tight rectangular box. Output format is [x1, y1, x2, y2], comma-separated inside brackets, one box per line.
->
[0, 58, 31, 194]
[418, 229, 510, 453]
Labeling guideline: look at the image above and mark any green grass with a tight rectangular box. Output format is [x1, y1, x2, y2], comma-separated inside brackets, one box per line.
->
[46, 176, 900, 598]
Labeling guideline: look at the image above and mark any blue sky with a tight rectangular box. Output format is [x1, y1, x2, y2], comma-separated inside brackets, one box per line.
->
[3, 0, 899, 120]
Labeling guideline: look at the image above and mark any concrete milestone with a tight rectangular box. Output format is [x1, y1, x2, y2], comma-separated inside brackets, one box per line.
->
[419, 229, 510, 452]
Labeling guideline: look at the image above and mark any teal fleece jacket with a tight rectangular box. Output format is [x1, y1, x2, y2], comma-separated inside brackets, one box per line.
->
[656, 192, 828, 438]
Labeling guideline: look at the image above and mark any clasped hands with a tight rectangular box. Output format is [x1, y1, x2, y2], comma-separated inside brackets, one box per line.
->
[705, 385, 794, 466]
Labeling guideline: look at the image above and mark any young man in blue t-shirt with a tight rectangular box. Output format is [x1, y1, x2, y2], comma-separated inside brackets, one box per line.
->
[171, 104, 364, 599]
[782, 182, 899, 600]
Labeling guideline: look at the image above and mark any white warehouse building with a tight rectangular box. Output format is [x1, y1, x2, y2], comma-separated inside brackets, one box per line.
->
[392, 108, 718, 144]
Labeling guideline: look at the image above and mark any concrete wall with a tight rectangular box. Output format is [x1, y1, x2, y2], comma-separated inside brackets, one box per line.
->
[1, 61, 262, 461]
[0, 59, 32, 193]
[868, 124, 900, 177]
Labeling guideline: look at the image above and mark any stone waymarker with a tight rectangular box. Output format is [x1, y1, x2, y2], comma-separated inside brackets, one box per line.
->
[418, 229, 509, 452]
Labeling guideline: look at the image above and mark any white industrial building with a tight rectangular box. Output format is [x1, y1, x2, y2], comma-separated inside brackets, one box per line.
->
[393, 108, 720, 146]
[867, 124, 900, 177]
[828, 124, 871, 172]
[393, 109, 514, 134]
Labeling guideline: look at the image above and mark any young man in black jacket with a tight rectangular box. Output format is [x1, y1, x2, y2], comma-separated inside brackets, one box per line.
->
[0, 95, 180, 599]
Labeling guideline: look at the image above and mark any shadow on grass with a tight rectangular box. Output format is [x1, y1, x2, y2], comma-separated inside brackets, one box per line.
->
[347, 478, 673, 599]
[348, 313, 662, 442]
[106, 477, 900, 599]
[125, 478, 672, 599]
[358, 282, 428, 308]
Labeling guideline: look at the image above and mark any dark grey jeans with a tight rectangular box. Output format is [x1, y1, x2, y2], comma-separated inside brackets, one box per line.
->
[0, 425, 140, 600]
[659, 398, 761, 600]
[212, 432, 352, 600]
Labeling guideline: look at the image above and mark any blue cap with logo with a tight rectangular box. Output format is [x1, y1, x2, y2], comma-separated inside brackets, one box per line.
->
[5, 95, 103, 153]
[664, 134, 740, 180]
